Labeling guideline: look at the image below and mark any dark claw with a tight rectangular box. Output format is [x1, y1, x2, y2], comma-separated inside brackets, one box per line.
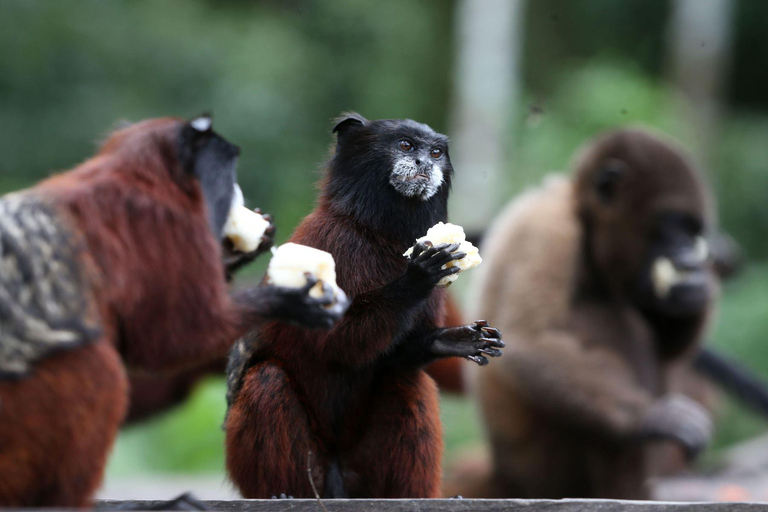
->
[254, 208, 262, 214]
[262, 213, 274, 223]
[480, 337, 505, 348]
[473, 320, 489, 328]
[481, 326, 501, 338]
[478, 348, 503, 357]
[466, 355, 488, 366]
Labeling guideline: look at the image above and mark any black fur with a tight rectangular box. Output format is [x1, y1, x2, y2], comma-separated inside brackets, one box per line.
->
[178, 116, 240, 239]
[323, 113, 452, 247]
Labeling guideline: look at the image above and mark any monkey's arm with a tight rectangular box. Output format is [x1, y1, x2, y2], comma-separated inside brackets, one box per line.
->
[311, 242, 464, 366]
[493, 331, 711, 456]
[386, 321, 504, 369]
[233, 276, 348, 330]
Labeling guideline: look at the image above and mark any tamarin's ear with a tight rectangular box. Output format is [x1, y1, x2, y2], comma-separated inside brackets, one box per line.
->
[178, 113, 213, 174]
[332, 112, 368, 137]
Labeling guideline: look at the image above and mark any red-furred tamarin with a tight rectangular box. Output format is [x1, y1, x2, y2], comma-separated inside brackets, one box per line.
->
[225, 113, 504, 499]
[0, 116, 342, 507]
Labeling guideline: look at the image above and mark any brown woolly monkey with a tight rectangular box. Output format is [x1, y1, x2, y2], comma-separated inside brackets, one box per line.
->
[451, 128, 719, 500]
[225, 113, 504, 499]
[0, 116, 343, 507]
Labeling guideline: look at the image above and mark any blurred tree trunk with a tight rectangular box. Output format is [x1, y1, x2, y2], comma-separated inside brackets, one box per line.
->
[667, 0, 734, 171]
[448, 0, 526, 234]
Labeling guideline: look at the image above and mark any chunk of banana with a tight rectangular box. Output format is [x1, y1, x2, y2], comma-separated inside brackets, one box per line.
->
[268, 243, 341, 300]
[223, 185, 270, 253]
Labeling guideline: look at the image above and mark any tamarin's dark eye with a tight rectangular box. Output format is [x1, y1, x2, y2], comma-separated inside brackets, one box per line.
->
[399, 140, 413, 152]
[430, 148, 443, 159]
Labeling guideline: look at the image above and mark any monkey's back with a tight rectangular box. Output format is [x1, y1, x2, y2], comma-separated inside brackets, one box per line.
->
[0, 192, 100, 378]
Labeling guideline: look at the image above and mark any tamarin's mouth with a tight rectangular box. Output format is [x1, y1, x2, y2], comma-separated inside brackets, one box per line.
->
[390, 158, 444, 200]
[400, 172, 430, 182]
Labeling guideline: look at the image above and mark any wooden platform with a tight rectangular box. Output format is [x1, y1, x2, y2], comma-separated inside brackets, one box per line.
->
[95, 499, 768, 511]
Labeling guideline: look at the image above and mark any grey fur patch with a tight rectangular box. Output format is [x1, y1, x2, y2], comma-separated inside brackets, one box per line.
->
[224, 330, 262, 419]
[0, 193, 99, 378]
[389, 157, 443, 200]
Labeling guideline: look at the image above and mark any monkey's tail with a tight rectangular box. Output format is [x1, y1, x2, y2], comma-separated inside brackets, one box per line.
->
[694, 347, 768, 418]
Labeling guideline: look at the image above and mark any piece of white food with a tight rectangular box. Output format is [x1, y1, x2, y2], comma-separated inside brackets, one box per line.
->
[268, 243, 345, 303]
[223, 185, 271, 253]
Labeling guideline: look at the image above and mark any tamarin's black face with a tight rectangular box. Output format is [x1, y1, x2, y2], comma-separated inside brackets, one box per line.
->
[178, 115, 240, 239]
[574, 129, 716, 318]
[325, 112, 453, 244]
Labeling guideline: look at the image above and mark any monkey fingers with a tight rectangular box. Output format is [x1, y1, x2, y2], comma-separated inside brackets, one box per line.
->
[640, 394, 713, 459]
[431, 323, 505, 365]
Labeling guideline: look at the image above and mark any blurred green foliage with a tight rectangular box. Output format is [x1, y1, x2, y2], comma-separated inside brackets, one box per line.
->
[1, 0, 767, 482]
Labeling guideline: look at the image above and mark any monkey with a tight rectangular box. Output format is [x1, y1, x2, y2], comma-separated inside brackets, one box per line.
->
[449, 128, 719, 500]
[0, 115, 343, 507]
[224, 112, 504, 499]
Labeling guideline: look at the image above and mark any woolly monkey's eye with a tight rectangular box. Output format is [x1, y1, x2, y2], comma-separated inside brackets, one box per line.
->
[430, 148, 443, 159]
[399, 140, 414, 152]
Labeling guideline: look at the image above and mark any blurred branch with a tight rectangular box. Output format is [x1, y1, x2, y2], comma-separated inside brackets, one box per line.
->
[449, 0, 527, 231]
[667, 0, 734, 169]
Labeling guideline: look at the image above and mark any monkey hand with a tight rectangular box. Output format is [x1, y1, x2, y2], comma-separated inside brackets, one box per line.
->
[223, 211, 275, 279]
[640, 394, 713, 460]
[404, 241, 465, 295]
[261, 274, 349, 329]
[430, 320, 504, 366]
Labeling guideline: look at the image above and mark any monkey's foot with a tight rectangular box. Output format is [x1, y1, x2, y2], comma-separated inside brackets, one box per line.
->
[270, 494, 295, 500]
[432, 320, 504, 366]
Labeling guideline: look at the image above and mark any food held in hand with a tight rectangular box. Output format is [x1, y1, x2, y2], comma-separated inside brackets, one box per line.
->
[267, 242, 343, 301]
[404, 221, 482, 287]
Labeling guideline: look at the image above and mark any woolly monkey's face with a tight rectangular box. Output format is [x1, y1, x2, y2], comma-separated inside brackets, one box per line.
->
[574, 129, 716, 318]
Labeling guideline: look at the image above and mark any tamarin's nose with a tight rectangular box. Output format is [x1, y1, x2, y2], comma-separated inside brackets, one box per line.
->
[415, 159, 422, 165]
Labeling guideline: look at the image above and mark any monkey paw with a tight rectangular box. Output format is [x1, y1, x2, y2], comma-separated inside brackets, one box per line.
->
[270, 494, 295, 500]
[405, 241, 465, 292]
[270, 274, 349, 329]
[431, 320, 504, 366]
[641, 394, 713, 459]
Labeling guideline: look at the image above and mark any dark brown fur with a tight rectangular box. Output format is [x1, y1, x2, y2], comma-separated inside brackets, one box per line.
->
[451, 129, 719, 499]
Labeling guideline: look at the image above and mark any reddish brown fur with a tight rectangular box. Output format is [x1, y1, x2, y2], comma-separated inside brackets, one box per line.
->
[0, 342, 127, 507]
[227, 203, 446, 498]
[0, 118, 244, 506]
[425, 295, 466, 393]
[38, 119, 240, 371]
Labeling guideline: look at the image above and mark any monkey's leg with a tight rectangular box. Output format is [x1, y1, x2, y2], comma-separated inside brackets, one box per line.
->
[0, 342, 127, 507]
[226, 362, 323, 499]
[347, 371, 442, 498]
